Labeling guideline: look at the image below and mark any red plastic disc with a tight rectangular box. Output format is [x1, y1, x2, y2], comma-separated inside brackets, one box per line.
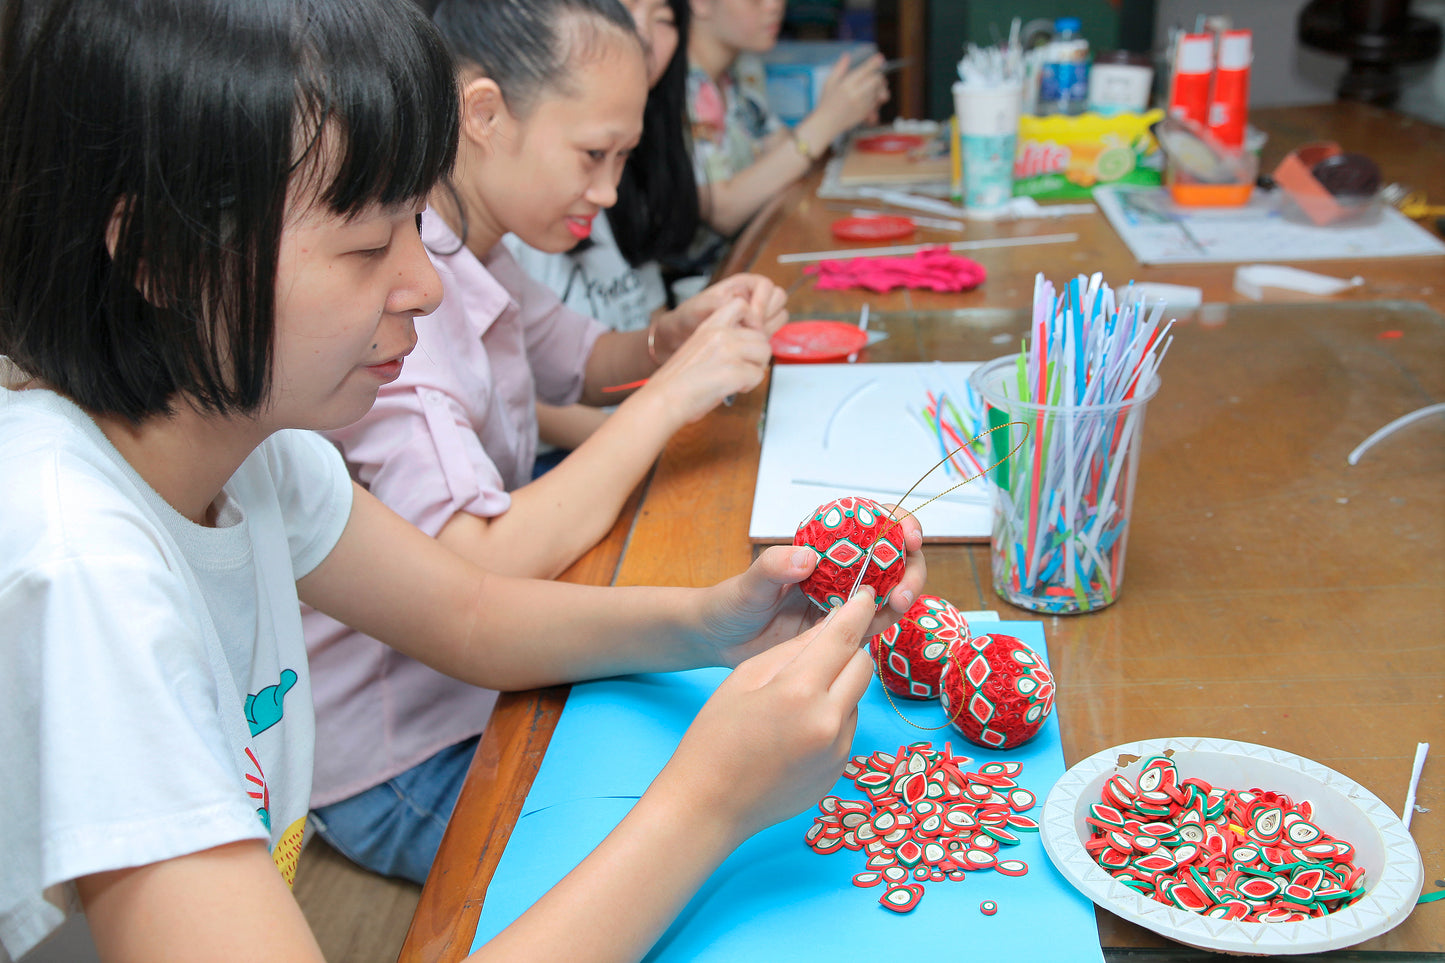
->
[854, 133, 927, 154]
[830, 215, 916, 242]
[770, 320, 869, 363]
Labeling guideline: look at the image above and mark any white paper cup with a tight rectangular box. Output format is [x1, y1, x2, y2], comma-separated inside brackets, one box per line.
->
[953, 81, 1022, 211]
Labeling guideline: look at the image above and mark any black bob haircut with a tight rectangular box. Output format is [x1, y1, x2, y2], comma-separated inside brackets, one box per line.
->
[0, 0, 459, 422]
[611, 0, 700, 268]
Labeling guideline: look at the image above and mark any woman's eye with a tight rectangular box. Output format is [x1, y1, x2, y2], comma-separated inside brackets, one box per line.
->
[586, 149, 607, 162]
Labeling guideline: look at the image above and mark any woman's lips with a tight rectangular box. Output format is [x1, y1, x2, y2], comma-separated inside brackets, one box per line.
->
[565, 215, 595, 240]
[365, 358, 404, 381]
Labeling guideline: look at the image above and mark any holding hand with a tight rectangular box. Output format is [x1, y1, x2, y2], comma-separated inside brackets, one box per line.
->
[654, 273, 789, 359]
[691, 512, 926, 670]
[810, 52, 890, 143]
[629, 297, 771, 424]
[655, 588, 883, 840]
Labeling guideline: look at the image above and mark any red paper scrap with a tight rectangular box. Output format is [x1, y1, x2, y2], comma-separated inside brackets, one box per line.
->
[805, 246, 987, 293]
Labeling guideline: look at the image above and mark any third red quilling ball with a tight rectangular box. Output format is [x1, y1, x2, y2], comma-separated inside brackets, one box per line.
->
[869, 595, 970, 699]
[938, 632, 1056, 749]
[793, 496, 906, 612]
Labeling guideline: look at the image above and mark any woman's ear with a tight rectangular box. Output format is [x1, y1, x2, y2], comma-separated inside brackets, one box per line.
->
[104, 196, 156, 301]
[459, 75, 508, 154]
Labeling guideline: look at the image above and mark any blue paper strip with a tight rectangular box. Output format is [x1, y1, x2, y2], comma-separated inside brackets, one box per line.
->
[470, 622, 1103, 962]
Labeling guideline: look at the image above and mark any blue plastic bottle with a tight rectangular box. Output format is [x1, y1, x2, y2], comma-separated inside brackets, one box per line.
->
[1037, 17, 1091, 115]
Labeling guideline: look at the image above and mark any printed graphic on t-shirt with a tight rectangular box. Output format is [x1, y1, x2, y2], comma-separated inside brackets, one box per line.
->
[242, 668, 298, 835]
[244, 745, 272, 832]
[273, 816, 306, 887]
[245, 667, 297, 736]
[561, 262, 653, 332]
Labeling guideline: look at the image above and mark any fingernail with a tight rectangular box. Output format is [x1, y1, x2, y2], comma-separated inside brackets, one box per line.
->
[791, 547, 815, 568]
[896, 588, 914, 608]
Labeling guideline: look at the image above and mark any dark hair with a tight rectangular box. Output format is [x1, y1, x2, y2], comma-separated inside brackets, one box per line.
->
[432, 0, 640, 120]
[611, 0, 700, 267]
[0, 0, 458, 422]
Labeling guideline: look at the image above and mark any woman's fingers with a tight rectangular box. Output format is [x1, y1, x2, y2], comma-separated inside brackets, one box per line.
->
[770, 588, 876, 694]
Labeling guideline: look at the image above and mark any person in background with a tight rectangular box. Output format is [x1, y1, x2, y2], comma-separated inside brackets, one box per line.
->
[505, 0, 705, 457]
[685, 0, 890, 270]
[302, 0, 791, 886]
[0, 1, 925, 960]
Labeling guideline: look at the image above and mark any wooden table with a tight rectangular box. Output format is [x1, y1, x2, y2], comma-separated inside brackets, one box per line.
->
[401, 102, 1445, 961]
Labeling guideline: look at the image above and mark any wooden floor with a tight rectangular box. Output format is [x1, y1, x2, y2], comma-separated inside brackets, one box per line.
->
[293, 834, 421, 963]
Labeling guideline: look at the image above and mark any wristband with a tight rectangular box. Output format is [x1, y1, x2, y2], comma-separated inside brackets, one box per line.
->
[793, 131, 815, 162]
[646, 320, 662, 366]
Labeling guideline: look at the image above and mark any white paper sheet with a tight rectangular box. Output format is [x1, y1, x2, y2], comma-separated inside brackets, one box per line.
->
[750, 362, 995, 542]
[1094, 185, 1445, 265]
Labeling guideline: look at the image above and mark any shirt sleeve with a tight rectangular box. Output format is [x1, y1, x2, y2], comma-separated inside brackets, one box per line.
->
[265, 430, 354, 579]
[0, 532, 268, 958]
[328, 382, 513, 535]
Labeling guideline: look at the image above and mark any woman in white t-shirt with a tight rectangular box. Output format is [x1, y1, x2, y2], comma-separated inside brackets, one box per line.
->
[0, 1, 923, 960]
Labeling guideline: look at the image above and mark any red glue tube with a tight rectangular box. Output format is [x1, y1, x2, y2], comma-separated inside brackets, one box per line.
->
[1168, 33, 1214, 129]
[1207, 30, 1252, 151]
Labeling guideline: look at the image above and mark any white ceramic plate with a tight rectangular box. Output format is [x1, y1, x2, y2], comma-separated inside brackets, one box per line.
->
[1041, 736, 1423, 955]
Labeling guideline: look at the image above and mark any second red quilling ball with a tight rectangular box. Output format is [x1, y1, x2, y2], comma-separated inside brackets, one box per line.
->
[869, 595, 970, 699]
[938, 632, 1056, 749]
[793, 496, 906, 612]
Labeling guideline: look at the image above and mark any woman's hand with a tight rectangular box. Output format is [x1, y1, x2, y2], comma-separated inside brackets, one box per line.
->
[652, 587, 883, 841]
[627, 297, 771, 425]
[808, 52, 890, 143]
[689, 510, 925, 670]
[653, 273, 788, 359]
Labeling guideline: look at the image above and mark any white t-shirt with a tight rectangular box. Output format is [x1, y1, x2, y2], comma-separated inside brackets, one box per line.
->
[502, 212, 667, 334]
[0, 384, 352, 961]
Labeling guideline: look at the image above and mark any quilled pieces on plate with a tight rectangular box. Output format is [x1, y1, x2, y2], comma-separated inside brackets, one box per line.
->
[1081, 764, 1368, 922]
[805, 742, 1037, 913]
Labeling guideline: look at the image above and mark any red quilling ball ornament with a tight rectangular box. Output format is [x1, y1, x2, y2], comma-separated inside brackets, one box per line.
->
[793, 496, 906, 612]
[938, 633, 1055, 749]
[869, 595, 970, 699]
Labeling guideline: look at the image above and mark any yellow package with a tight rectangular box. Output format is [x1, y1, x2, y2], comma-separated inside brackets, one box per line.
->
[1013, 110, 1164, 199]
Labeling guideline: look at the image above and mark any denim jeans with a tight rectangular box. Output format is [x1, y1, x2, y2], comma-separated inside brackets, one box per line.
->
[310, 734, 479, 885]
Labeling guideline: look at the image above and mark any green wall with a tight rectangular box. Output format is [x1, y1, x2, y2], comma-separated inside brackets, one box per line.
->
[925, 0, 1154, 118]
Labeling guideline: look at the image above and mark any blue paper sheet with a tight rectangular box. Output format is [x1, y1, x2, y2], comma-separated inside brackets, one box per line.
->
[470, 622, 1103, 962]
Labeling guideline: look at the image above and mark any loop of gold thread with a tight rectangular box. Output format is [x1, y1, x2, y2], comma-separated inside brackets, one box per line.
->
[849, 420, 1032, 731]
[875, 633, 977, 731]
[846, 420, 1031, 602]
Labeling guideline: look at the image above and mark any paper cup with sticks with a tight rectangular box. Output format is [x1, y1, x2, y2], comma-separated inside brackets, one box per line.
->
[969, 273, 1172, 614]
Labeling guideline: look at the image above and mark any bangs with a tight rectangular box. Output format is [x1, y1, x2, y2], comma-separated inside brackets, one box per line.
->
[0, 0, 459, 422]
[294, 0, 459, 216]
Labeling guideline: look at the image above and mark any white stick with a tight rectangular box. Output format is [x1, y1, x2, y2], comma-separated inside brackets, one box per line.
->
[1347, 403, 1445, 466]
[848, 303, 870, 364]
[777, 232, 1080, 265]
[850, 209, 967, 233]
[1403, 741, 1429, 831]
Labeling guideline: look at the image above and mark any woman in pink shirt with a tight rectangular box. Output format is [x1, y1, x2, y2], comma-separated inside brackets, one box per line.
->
[302, 0, 790, 884]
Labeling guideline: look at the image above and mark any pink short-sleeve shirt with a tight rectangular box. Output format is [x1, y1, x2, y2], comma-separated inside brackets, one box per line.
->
[302, 210, 606, 807]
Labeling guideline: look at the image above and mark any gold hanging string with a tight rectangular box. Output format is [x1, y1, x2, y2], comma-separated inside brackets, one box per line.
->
[841, 420, 1030, 731]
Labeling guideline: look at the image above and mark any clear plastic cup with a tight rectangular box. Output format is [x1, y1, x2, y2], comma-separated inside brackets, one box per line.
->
[969, 354, 1160, 614]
